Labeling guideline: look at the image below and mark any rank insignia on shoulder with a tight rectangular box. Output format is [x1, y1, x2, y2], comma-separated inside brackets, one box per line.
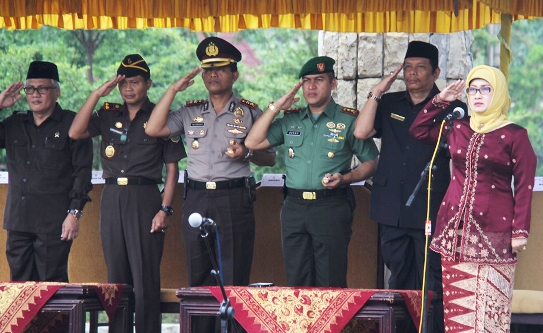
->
[340, 107, 359, 116]
[185, 99, 206, 107]
[103, 102, 122, 111]
[171, 136, 181, 143]
[284, 108, 301, 114]
[240, 99, 258, 109]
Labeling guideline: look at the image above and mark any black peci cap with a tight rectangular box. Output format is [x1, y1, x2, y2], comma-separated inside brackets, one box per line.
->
[404, 41, 439, 68]
[26, 61, 60, 82]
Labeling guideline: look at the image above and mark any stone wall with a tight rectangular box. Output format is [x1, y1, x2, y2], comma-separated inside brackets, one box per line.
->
[319, 32, 474, 109]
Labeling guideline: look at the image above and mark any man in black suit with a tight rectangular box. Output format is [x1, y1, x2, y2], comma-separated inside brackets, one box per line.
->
[354, 41, 467, 333]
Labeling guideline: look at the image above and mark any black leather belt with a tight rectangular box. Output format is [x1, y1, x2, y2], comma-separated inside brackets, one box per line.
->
[105, 177, 157, 186]
[187, 178, 246, 190]
[287, 187, 348, 200]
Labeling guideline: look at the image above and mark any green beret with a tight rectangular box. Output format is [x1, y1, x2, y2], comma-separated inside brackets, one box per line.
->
[299, 56, 335, 78]
[27, 61, 59, 82]
[117, 54, 150, 80]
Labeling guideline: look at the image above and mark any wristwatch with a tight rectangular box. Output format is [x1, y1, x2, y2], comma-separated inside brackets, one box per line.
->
[68, 209, 83, 220]
[367, 91, 381, 101]
[161, 205, 174, 216]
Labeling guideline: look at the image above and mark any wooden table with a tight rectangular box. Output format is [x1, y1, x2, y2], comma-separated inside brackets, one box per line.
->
[40, 284, 133, 333]
[177, 287, 432, 333]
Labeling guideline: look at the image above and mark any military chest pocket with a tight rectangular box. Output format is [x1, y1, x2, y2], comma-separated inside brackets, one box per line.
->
[185, 126, 208, 154]
[318, 137, 347, 161]
[134, 135, 157, 145]
[284, 131, 303, 147]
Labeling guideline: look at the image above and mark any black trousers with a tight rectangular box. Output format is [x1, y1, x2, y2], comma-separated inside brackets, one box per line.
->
[6, 230, 72, 282]
[281, 195, 353, 287]
[182, 186, 256, 287]
[100, 184, 164, 333]
[380, 224, 444, 333]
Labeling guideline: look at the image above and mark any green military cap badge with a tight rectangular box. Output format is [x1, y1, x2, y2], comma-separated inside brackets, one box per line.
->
[340, 106, 359, 117]
[299, 56, 335, 78]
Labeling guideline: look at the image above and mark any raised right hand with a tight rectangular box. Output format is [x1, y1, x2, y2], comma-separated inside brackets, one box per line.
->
[0, 82, 24, 109]
[171, 67, 202, 92]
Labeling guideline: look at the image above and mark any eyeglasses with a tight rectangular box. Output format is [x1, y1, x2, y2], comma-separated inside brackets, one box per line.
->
[466, 86, 492, 95]
[24, 86, 57, 95]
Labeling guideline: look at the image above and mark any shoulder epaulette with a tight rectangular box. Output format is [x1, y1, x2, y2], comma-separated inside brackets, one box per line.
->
[185, 99, 206, 107]
[103, 102, 122, 111]
[340, 106, 359, 117]
[283, 108, 302, 114]
[240, 99, 258, 109]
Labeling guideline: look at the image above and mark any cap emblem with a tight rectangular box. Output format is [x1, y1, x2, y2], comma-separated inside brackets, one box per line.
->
[317, 62, 325, 72]
[206, 42, 219, 57]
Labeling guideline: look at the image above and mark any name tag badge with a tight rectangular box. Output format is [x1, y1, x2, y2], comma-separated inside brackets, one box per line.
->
[390, 113, 405, 121]
[287, 131, 301, 136]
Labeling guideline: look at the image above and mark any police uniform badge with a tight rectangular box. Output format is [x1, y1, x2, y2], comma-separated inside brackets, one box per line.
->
[115, 122, 123, 129]
[240, 99, 258, 109]
[234, 107, 244, 118]
[104, 102, 122, 111]
[191, 139, 200, 149]
[105, 145, 115, 158]
[54, 132, 60, 138]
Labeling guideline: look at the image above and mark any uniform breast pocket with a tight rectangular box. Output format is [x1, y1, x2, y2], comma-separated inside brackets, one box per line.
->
[39, 136, 68, 170]
[6, 137, 29, 163]
[186, 125, 208, 154]
[318, 138, 347, 164]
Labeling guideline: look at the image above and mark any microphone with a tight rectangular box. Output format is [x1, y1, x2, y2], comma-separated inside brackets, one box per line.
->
[443, 107, 465, 121]
[188, 212, 216, 228]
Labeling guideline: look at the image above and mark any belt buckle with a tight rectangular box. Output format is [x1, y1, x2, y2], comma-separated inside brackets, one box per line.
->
[117, 177, 128, 186]
[206, 182, 217, 190]
[302, 191, 316, 200]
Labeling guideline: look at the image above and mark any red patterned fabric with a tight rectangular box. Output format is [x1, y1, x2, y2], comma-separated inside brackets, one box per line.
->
[441, 259, 515, 333]
[208, 287, 427, 333]
[22, 312, 69, 333]
[0, 282, 63, 333]
[79, 283, 126, 319]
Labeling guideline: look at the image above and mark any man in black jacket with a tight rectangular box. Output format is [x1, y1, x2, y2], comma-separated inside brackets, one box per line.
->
[354, 41, 467, 333]
[0, 61, 93, 282]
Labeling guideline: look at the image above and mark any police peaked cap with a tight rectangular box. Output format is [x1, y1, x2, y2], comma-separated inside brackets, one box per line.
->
[196, 37, 242, 68]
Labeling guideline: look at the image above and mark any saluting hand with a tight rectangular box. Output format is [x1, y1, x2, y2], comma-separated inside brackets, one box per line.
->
[171, 67, 202, 93]
[95, 75, 126, 97]
[438, 80, 465, 103]
[273, 81, 303, 110]
[0, 82, 24, 109]
[371, 63, 402, 97]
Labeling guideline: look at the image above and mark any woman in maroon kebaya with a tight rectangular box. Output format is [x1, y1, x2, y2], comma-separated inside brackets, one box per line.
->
[410, 65, 537, 333]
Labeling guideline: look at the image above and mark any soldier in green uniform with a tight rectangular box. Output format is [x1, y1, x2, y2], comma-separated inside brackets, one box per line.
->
[69, 54, 186, 333]
[245, 56, 378, 287]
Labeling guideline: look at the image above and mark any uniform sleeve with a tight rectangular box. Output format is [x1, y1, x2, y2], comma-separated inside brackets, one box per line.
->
[87, 111, 102, 138]
[409, 96, 450, 145]
[511, 128, 537, 238]
[162, 136, 187, 164]
[351, 135, 379, 163]
[166, 107, 186, 138]
[266, 117, 286, 147]
[68, 136, 93, 211]
[250, 107, 276, 154]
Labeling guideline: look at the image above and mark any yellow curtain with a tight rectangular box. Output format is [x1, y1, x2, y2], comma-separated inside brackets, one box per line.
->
[0, 0, 533, 32]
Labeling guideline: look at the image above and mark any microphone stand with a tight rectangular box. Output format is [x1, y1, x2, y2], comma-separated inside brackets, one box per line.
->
[198, 225, 235, 333]
[406, 120, 453, 333]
